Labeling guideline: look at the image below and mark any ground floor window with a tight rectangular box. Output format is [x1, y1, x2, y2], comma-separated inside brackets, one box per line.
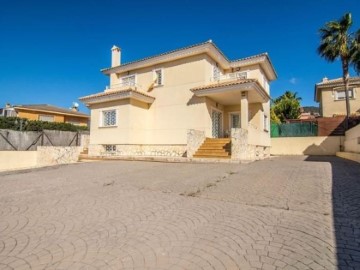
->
[102, 110, 117, 127]
[104, 145, 116, 152]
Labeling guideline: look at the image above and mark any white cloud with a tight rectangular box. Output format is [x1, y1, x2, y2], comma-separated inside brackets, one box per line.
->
[289, 77, 297, 84]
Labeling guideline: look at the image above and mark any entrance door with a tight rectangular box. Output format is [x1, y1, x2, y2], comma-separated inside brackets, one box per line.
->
[212, 110, 223, 138]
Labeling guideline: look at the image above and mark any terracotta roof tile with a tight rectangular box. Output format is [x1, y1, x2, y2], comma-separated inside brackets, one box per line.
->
[102, 40, 270, 73]
[316, 77, 360, 87]
[79, 89, 154, 101]
[191, 79, 257, 91]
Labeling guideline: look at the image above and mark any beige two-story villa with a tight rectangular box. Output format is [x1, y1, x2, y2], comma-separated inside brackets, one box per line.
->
[79, 40, 277, 160]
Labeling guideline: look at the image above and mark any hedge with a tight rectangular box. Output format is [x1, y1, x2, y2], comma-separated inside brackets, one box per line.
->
[0, 117, 89, 132]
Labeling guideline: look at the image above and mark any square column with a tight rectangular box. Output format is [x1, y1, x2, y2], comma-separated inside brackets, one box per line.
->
[240, 91, 248, 130]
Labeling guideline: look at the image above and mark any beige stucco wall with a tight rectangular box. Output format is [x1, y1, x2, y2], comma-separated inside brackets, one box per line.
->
[343, 124, 360, 153]
[320, 87, 360, 117]
[0, 147, 83, 172]
[92, 54, 211, 145]
[0, 151, 38, 171]
[271, 136, 344, 156]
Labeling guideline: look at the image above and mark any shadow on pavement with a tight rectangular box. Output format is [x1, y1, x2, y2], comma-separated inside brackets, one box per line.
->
[306, 156, 360, 269]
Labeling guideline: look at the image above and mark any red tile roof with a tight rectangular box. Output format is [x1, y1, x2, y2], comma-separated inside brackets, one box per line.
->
[79, 89, 154, 101]
[191, 79, 257, 91]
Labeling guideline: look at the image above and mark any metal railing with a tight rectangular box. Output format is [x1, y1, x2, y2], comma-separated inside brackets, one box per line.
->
[106, 82, 142, 91]
[210, 71, 247, 82]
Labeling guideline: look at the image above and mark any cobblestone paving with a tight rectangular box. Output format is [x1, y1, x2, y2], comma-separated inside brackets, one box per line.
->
[0, 156, 359, 269]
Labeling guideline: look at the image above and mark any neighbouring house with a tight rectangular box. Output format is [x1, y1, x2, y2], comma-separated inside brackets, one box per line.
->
[79, 40, 277, 160]
[315, 77, 360, 117]
[0, 104, 90, 126]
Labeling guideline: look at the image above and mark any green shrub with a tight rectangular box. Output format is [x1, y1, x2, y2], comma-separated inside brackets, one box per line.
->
[0, 117, 89, 132]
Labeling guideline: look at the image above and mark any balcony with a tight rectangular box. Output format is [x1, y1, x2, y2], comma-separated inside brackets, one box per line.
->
[105, 82, 142, 93]
[210, 71, 247, 83]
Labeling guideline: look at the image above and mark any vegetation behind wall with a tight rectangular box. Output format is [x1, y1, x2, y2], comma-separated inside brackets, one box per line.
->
[0, 117, 89, 132]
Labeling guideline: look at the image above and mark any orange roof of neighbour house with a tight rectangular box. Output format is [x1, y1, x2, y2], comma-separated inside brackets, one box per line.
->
[191, 78, 258, 91]
[13, 104, 89, 118]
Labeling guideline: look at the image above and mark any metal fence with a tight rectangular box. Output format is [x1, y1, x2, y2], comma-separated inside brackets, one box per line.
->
[271, 122, 318, 137]
[0, 129, 89, 151]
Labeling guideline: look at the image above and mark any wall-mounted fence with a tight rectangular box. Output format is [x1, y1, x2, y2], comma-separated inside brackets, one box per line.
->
[271, 122, 318, 137]
[0, 129, 89, 151]
[271, 116, 360, 138]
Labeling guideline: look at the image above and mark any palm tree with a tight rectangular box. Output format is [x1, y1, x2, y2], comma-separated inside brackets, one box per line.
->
[271, 91, 302, 122]
[318, 13, 360, 129]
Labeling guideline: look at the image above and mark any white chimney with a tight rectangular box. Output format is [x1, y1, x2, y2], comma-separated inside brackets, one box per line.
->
[322, 76, 328, 82]
[111, 45, 121, 67]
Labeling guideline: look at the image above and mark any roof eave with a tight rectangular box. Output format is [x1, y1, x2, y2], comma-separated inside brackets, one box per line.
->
[230, 54, 277, 81]
[192, 81, 270, 102]
[79, 91, 155, 107]
[101, 42, 231, 75]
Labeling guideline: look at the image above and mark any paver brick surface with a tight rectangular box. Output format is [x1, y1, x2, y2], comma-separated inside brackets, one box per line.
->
[0, 156, 359, 269]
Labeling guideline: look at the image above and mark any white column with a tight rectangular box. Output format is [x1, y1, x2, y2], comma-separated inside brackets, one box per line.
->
[240, 91, 248, 130]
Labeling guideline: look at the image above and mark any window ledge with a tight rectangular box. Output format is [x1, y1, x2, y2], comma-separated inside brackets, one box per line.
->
[99, 125, 118, 128]
[334, 98, 355, 101]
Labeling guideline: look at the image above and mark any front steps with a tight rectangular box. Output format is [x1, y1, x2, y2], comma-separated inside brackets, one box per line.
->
[193, 138, 231, 159]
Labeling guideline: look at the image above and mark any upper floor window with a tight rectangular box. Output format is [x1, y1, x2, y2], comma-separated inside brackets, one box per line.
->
[154, 69, 163, 86]
[39, 115, 54, 122]
[335, 89, 354, 100]
[213, 65, 221, 81]
[263, 75, 269, 91]
[102, 110, 117, 127]
[121, 75, 136, 86]
[263, 114, 269, 131]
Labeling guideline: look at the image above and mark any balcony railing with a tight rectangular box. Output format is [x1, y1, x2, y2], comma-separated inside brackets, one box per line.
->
[105, 82, 142, 91]
[210, 71, 247, 82]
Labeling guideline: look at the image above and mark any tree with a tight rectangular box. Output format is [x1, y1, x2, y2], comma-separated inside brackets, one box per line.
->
[318, 13, 360, 129]
[271, 91, 302, 123]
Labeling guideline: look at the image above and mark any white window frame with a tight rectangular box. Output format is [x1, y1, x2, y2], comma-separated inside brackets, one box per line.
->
[153, 68, 164, 86]
[100, 109, 117, 127]
[211, 107, 224, 137]
[39, 114, 55, 122]
[121, 74, 136, 86]
[228, 111, 241, 129]
[213, 65, 221, 81]
[263, 113, 269, 132]
[334, 88, 354, 100]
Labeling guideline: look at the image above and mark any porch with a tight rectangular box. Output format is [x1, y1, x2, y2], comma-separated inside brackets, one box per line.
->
[189, 77, 271, 160]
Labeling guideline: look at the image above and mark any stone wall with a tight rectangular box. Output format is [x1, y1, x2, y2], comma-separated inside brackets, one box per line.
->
[88, 144, 186, 157]
[37, 146, 83, 166]
[231, 128, 270, 161]
[186, 129, 205, 158]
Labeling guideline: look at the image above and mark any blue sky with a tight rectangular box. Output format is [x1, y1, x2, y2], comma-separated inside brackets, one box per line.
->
[0, 0, 359, 113]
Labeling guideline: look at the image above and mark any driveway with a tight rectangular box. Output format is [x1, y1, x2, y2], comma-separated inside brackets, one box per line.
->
[0, 156, 359, 269]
